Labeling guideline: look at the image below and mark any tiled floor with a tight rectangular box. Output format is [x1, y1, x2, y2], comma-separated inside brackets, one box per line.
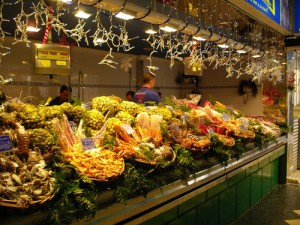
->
[287, 170, 300, 184]
[233, 184, 300, 225]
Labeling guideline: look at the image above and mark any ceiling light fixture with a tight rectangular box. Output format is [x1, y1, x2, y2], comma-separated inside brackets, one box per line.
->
[145, 28, 157, 35]
[159, 25, 177, 33]
[252, 54, 261, 58]
[115, 11, 135, 20]
[60, 0, 73, 4]
[26, 26, 41, 32]
[96, 38, 105, 43]
[193, 36, 206, 41]
[218, 43, 229, 49]
[237, 50, 246, 54]
[75, 11, 91, 19]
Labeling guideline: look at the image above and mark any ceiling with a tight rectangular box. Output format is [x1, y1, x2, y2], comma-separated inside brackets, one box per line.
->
[0, 0, 289, 57]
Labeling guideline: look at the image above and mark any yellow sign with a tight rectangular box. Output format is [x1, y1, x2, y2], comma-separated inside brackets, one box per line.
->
[37, 49, 69, 61]
[264, 0, 276, 15]
[56, 60, 67, 66]
[40, 60, 51, 67]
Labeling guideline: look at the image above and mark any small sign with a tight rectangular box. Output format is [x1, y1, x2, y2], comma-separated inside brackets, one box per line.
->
[222, 113, 229, 122]
[0, 135, 13, 152]
[83, 102, 92, 110]
[207, 128, 215, 134]
[169, 123, 180, 134]
[40, 60, 51, 67]
[240, 118, 249, 128]
[187, 134, 201, 141]
[56, 60, 67, 66]
[122, 124, 134, 134]
[81, 137, 96, 150]
[68, 121, 76, 133]
[166, 105, 174, 112]
[239, 125, 247, 130]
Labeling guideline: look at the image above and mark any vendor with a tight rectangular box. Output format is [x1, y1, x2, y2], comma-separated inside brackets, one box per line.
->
[48, 84, 73, 106]
[134, 73, 160, 105]
[125, 91, 135, 101]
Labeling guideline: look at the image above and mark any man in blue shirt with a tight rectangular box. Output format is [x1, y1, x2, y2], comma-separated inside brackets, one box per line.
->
[134, 73, 160, 105]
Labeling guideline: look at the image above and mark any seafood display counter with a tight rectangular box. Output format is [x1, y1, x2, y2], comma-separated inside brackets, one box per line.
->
[1, 136, 287, 225]
[84, 136, 287, 225]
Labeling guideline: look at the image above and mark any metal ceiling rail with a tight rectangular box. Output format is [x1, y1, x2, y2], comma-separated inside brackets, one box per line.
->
[79, 0, 260, 55]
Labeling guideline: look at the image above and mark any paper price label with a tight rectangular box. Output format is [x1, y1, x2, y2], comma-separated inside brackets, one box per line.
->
[207, 128, 215, 134]
[0, 135, 13, 152]
[187, 134, 201, 141]
[81, 138, 96, 150]
[122, 124, 134, 134]
[222, 113, 229, 122]
[239, 125, 247, 130]
[82, 102, 92, 110]
[68, 121, 76, 133]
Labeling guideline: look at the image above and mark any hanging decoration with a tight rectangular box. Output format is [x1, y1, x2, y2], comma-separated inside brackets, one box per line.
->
[0, 0, 286, 82]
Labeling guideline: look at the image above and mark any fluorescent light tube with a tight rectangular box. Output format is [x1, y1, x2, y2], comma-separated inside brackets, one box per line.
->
[26, 26, 40, 32]
[115, 12, 135, 20]
[160, 26, 177, 32]
[75, 11, 91, 19]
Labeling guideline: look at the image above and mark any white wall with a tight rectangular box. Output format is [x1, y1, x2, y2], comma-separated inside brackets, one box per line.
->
[0, 36, 262, 114]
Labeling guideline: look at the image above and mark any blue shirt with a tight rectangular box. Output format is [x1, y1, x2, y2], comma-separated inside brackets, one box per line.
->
[133, 87, 160, 105]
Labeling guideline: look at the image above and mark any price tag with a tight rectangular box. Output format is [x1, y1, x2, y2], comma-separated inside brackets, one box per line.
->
[187, 134, 201, 141]
[166, 105, 175, 113]
[169, 123, 180, 133]
[222, 113, 229, 122]
[240, 118, 249, 128]
[81, 138, 96, 150]
[68, 121, 76, 133]
[122, 124, 134, 134]
[239, 125, 247, 130]
[0, 135, 13, 152]
[207, 128, 215, 134]
[82, 102, 92, 110]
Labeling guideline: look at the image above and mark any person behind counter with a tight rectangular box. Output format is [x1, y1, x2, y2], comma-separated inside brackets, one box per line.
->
[48, 84, 73, 106]
[125, 91, 135, 101]
[134, 73, 160, 105]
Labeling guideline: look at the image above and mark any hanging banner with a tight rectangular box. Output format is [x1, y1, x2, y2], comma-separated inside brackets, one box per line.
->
[245, 0, 280, 25]
[295, 0, 300, 33]
[228, 0, 291, 35]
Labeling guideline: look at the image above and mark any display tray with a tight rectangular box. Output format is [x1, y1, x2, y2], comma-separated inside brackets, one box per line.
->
[0, 136, 287, 225]
[88, 136, 287, 225]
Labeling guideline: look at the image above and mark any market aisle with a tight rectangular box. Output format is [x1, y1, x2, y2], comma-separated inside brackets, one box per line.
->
[233, 184, 300, 225]
[287, 170, 300, 184]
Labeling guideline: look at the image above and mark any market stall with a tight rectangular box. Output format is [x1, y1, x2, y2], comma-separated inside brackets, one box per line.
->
[0, 1, 290, 225]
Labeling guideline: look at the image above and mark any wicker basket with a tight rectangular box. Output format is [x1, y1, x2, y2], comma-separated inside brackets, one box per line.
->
[89, 159, 125, 182]
[134, 149, 176, 166]
[0, 194, 54, 209]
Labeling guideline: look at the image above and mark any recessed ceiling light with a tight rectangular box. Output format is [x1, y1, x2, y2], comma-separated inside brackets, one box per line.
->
[96, 38, 105, 43]
[193, 36, 206, 41]
[60, 0, 73, 4]
[218, 44, 229, 49]
[115, 11, 135, 20]
[237, 50, 246, 54]
[160, 25, 177, 33]
[145, 29, 157, 35]
[252, 54, 261, 58]
[26, 26, 40, 32]
[75, 11, 91, 19]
